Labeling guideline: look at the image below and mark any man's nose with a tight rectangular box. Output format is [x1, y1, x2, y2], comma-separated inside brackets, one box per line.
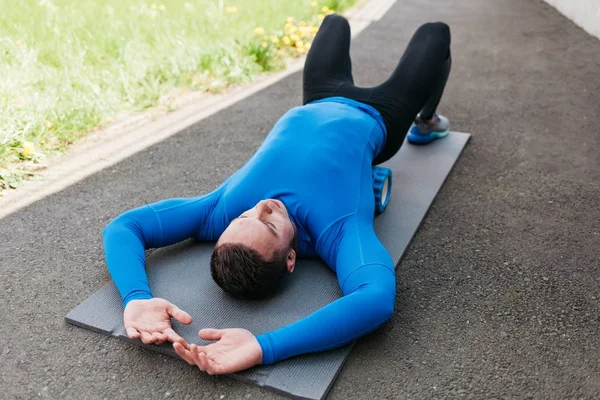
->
[257, 201, 273, 216]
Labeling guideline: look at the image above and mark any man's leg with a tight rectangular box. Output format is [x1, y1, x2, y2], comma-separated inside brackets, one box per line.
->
[303, 17, 452, 163]
[405, 51, 452, 146]
[303, 14, 354, 105]
[369, 22, 452, 164]
[419, 54, 451, 121]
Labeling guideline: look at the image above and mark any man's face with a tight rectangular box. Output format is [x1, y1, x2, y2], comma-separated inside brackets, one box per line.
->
[218, 199, 297, 270]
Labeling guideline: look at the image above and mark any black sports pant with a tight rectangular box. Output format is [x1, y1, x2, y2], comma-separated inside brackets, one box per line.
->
[303, 15, 452, 165]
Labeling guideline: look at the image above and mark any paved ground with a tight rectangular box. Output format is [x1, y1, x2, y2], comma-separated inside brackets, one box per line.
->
[1, 0, 599, 398]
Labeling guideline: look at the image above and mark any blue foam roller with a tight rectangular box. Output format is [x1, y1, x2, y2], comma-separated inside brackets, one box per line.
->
[373, 166, 392, 214]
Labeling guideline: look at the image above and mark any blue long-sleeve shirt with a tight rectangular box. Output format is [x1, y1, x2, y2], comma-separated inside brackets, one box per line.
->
[103, 97, 397, 365]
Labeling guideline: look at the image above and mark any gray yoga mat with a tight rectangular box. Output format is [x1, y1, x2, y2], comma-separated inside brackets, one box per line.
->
[66, 132, 470, 400]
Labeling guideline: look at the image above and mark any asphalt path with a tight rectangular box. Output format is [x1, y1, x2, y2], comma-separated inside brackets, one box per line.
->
[1, 0, 599, 398]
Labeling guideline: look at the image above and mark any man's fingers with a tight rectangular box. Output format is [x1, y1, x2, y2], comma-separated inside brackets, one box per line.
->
[140, 331, 154, 344]
[177, 338, 191, 350]
[173, 342, 195, 366]
[152, 332, 165, 343]
[167, 304, 193, 325]
[200, 353, 222, 375]
[190, 345, 208, 372]
[207, 359, 225, 375]
[164, 328, 185, 345]
[198, 352, 222, 375]
[126, 327, 140, 339]
[195, 345, 208, 353]
[199, 353, 212, 373]
[155, 333, 169, 344]
[198, 328, 223, 341]
[174, 342, 223, 375]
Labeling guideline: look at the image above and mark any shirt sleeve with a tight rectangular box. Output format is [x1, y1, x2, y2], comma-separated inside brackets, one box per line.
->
[256, 216, 396, 364]
[102, 188, 225, 306]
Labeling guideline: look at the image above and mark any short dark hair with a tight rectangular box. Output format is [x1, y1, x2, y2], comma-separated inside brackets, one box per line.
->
[210, 244, 288, 300]
[210, 225, 298, 300]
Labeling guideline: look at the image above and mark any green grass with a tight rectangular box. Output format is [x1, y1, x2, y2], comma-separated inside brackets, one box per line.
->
[0, 0, 356, 192]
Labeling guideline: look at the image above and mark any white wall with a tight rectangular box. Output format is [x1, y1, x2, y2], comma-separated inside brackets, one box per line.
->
[544, 0, 600, 39]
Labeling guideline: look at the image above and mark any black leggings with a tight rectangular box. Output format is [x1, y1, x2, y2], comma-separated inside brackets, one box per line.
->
[303, 15, 452, 165]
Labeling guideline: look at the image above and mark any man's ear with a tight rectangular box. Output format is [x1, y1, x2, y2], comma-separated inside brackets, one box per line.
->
[286, 249, 296, 273]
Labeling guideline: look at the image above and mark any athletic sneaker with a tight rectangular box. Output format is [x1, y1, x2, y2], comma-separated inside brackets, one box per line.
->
[406, 113, 450, 145]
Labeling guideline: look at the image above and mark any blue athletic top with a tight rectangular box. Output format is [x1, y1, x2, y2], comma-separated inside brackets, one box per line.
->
[103, 97, 397, 365]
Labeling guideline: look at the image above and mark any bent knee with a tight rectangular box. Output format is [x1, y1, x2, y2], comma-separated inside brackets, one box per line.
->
[321, 13, 350, 30]
[418, 21, 451, 43]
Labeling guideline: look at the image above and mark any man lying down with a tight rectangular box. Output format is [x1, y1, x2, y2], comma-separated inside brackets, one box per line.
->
[103, 15, 452, 374]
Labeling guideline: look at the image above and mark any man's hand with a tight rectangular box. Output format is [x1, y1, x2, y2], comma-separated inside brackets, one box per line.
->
[173, 328, 262, 375]
[123, 298, 192, 345]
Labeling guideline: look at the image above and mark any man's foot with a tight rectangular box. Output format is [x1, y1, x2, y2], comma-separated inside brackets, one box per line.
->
[407, 113, 450, 145]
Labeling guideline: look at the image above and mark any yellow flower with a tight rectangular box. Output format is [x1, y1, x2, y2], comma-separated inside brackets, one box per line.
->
[288, 25, 298, 34]
[225, 6, 237, 12]
[21, 141, 35, 158]
[295, 40, 304, 48]
[290, 34, 300, 42]
[326, 9, 334, 15]
[262, 35, 269, 41]
[317, 13, 324, 20]
[151, 3, 157, 9]
[299, 26, 311, 37]
[262, 42, 268, 48]
[321, 6, 329, 12]
[304, 42, 312, 50]
[271, 35, 280, 44]
[16, 39, 23, 45]
[310, 1, 318, 7]
[300, 21, 307, 26]
[287, 17, 294, 23]
[158, 4, 166, 11]
[297, 47, 306, 54]
[282, 36, 291, 45]
[311, 26, 319, 33]
[253, 26, 265, 35]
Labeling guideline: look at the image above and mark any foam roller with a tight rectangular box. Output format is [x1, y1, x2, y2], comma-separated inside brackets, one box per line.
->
[372, 166, 392, 214]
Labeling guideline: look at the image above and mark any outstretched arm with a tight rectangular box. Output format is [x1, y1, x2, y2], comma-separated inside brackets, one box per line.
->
[257, 220, 396, 363]
[174, 218, 396, 373]
[103, 189, 226, 345]
[103, 190, 225, 306]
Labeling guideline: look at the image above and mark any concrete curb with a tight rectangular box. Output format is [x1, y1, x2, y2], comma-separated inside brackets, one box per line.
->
[0, 0, 397, 220]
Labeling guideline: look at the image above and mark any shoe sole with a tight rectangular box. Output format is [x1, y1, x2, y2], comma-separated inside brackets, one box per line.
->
[407, 128, 450, 145]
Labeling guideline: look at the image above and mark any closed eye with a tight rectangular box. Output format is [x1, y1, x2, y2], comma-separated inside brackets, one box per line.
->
[236, 216, 278, 236]
[264, 221, 279, 237]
